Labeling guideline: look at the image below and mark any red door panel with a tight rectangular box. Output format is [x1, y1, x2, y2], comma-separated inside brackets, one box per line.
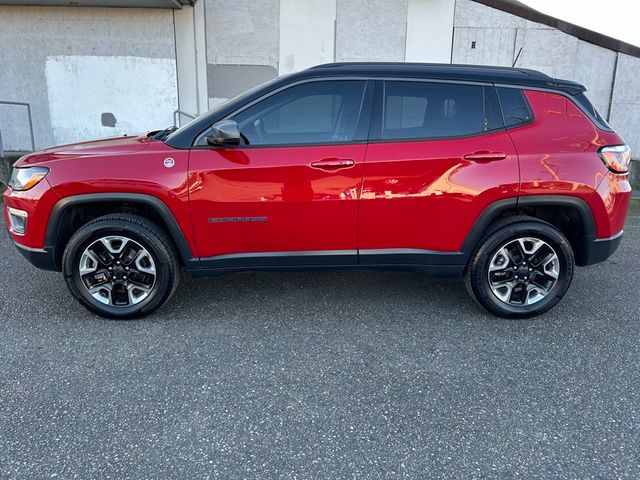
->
[358, 131, 519, 253]
[188, 144, 366, 258]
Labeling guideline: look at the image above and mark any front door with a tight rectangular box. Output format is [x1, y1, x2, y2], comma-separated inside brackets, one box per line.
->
[188, 80, 370, 267]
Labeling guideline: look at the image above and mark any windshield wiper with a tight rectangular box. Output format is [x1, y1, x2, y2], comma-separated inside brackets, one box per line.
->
[151, 126, 178, 141]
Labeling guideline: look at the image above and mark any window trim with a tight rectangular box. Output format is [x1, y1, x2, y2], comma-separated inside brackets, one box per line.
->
[368, 78, 507, 144]
[193, 78, 373, 149]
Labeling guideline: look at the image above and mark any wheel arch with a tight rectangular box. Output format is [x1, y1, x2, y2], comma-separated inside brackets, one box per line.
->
[45, 193, 194, 270]
[461, 195, 597, 267]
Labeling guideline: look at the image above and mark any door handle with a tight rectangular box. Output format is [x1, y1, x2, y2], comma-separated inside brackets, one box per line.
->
[463, 151, 507, 161]
[310, 158, 355, 170]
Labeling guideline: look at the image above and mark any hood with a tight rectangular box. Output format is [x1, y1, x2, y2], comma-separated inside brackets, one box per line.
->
[17, 134, 153, 167]
[43, 134, 152, 155]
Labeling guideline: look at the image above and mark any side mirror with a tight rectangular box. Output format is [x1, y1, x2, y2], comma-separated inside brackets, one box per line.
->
[206, 119, 242, 147]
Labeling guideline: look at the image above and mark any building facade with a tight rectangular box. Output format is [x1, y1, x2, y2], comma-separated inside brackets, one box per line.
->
[1, 0, 639, 167]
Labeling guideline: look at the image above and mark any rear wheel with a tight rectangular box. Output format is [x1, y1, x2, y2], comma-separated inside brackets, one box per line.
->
[63, 214, 180, 319]
[465, 217, 574, 318]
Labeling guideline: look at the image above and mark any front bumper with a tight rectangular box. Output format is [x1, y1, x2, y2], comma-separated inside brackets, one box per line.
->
[3, 178, 62, 266]
[13, 241, 59, 271]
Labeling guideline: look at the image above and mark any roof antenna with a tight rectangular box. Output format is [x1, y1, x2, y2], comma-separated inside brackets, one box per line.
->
[512, 47, 523, 68]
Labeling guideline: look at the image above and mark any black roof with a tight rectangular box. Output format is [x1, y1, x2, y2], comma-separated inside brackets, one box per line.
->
[166, 62, 584, 149]
[303, 62, 581, 91]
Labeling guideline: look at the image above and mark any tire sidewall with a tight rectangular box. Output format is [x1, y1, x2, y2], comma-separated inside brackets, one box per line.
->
[470, 221, 574, 318]
[63, 220, 173, 319]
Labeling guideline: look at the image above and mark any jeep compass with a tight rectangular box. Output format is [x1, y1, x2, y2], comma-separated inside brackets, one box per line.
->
[3, 63, 632, 318]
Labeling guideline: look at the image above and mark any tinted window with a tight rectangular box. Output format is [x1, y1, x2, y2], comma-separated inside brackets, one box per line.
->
[231, 81, 365, 146]
[382, 82, 489, 140]
[573, 93, 611, 130]
[484, 86, 504, 131]
[496, 87, 532, 127]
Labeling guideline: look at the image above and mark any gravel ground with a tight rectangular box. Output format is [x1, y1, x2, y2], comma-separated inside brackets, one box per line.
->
[0, 216, 639, 479]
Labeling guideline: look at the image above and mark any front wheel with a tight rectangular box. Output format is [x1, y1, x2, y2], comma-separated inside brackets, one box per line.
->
[465, 217, 574, 318]
[63, 214, 180, 319]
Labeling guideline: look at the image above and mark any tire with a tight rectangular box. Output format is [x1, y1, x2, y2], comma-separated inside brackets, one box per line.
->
[464, 216, 574, 318]
[62, 214, 180, 319]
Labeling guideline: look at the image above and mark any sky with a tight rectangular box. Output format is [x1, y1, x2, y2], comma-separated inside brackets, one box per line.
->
[521, 0, 640, 47]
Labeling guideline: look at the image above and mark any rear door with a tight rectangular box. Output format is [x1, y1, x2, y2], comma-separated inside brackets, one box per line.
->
[188, 80, 372, 266]
[358, 80, 519, 266]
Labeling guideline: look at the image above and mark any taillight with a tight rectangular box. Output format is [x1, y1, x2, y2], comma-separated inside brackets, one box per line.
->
[598, 145, 631, 173]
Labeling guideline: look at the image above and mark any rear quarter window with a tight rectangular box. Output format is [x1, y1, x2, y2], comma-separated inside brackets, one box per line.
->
[572, 93, 612, 130]
[496, 87, 532, 128]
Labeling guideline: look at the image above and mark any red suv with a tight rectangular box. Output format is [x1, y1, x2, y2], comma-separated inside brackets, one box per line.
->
[3, 63, 632, 319]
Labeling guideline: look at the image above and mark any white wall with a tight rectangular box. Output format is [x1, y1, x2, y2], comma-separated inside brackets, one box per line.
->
[174, 1, 208, 125]
[335, 0, 409, 62]
[405, 0, 455, 63]
[205, 0, 279, 66]
[279, 0, 336, 75]
[45, 55, 177, 145]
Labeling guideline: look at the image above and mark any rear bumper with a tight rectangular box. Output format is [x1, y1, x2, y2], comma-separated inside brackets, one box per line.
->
[13, 241, 59, 271]
[583, 230, 623, 266]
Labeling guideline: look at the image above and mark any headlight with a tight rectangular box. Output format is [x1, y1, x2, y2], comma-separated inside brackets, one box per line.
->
[8, 167, 50, 191]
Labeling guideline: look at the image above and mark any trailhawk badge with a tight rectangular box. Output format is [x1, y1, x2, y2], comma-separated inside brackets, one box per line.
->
[208, 216, 268, 224]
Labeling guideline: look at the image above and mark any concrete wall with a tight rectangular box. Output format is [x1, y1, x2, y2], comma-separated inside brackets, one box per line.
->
[204, 0, 279, 107]
[406, 0, 455, 63]
[202, 0, 455, 106]
[0, 5, 178, 150]
[335, 0, 409, 62]
[609, 53, 640, 156]
[279, 0, 336, 75]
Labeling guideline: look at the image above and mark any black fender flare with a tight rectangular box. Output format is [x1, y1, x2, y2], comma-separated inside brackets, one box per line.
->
[460, 195, 597, 259]
[45, 193, 194, 266]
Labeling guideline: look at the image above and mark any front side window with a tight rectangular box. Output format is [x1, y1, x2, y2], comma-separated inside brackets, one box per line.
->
[382, 81, 491, 140]
[230, 80, 366, 146]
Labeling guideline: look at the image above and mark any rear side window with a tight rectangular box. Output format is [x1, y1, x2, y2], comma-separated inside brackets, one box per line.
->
[382, 82, 501, 140]
[496, 87, 532, 127]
